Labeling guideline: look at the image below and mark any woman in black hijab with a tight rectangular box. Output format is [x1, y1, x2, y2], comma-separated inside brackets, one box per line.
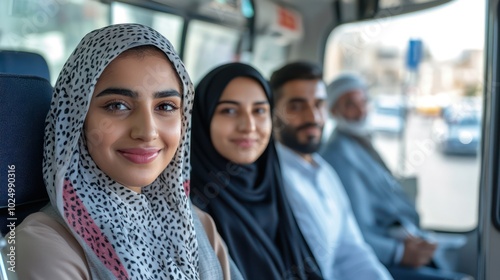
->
[190, 62, 322, 280]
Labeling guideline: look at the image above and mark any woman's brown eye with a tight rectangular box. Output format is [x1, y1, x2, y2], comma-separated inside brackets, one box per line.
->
[221, 108, 237, 115]
[157, 103, 177, 112]
[255, 108, 267, 114]
[104, 102, 129, 112]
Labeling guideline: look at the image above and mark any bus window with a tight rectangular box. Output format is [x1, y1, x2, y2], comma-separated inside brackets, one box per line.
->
[184, 20, 241, 84]
[111, 2, 183, 52]
[251, 34, 288, 78]
[0, 0, 109, 85]
[324, 0, 485, 232]
[250, 2, 303, 78]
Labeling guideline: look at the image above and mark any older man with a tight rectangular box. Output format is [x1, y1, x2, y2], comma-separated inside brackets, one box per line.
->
[321, 73, 471, 280]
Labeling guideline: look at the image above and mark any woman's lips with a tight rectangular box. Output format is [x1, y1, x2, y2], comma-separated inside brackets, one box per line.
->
[118, 148, 161, 164]
[231, 139, 257, 148]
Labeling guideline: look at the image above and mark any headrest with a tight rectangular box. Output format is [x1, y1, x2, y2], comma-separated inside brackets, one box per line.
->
[0, 74, 52, 233]
[0, 50, 50, 82]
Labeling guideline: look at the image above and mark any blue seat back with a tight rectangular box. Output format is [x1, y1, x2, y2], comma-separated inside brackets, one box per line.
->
[0, 74, 52, 235]
[0, 50, 50, 82]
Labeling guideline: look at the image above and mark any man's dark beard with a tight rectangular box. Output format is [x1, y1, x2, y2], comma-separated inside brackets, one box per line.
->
[276, 118, 323, 154]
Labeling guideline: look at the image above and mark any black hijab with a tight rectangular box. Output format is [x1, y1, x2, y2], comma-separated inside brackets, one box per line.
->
[190, 63, 322, 280]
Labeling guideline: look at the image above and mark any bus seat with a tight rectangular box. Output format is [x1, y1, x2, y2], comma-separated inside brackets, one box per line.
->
[0, 74, 52, 235]
[0, 50, 50, 82]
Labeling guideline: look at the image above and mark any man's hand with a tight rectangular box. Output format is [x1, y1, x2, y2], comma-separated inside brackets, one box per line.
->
[401, 236, 437, 268]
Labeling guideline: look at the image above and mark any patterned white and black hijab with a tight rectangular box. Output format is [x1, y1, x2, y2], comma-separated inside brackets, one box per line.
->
[42, 23, 198, 279]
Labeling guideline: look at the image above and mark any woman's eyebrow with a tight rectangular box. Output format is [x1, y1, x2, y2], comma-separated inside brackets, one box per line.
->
[154, 90, 181, 99]
[253, 101, 269, 105]
[217, 100, 269, 106]
[95, 88, 181, 99]
[96, 88, 137, 98]
[217, 100, 239, 105]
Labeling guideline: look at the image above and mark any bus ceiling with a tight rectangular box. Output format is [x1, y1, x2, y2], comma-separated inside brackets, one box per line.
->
[104, 0, 455, 64]
[167, 0, 456, 64]
[105, 0, 454, 24]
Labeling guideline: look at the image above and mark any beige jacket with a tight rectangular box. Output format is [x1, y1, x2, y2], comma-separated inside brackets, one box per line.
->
[14, 206, 232, 280]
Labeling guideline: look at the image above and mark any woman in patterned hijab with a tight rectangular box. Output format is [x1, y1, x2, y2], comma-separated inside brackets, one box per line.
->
[15, 23, 237, 280]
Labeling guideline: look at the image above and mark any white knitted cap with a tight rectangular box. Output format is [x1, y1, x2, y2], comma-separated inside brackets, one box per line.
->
[327, 73, 366, 109]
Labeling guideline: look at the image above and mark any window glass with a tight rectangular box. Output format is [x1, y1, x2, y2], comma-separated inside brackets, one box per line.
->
[250, 34, 288, 79]
[111, 2, 183, 52]
[184, 20, 240, 84]
[0, 0, 109, 85]
[323, 0, 485, 231]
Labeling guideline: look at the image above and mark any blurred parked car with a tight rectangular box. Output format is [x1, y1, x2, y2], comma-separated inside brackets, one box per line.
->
[414, 93, 451, 117]
[370, 95, 405, 135]
[432, 108, 481, 156]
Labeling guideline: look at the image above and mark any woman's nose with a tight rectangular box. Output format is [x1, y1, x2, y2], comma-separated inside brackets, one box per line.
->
[237, 112, 256, 132]
[130, 108, 158, 141]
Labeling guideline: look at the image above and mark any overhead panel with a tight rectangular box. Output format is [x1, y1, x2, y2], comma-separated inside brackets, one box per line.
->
[147, 0, 248, 25]
[254, 1, 303, 45]
[197, 0, 247, 26]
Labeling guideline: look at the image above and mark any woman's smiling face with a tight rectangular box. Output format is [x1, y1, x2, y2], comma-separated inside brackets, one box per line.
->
[210, 77, 272, 164]
[84, 48, 182, 193]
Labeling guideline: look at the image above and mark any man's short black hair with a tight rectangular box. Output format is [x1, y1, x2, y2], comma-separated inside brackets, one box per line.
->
[269, 61, 323, 103]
